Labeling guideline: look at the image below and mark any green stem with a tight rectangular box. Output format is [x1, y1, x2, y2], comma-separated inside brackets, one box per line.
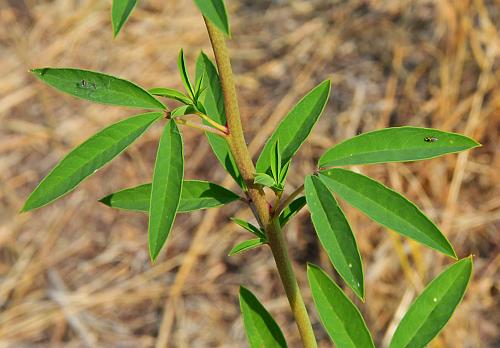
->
[205, 18, 317, 348]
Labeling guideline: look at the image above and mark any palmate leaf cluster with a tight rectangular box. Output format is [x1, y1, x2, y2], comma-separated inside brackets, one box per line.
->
[22, 1, 479, 347]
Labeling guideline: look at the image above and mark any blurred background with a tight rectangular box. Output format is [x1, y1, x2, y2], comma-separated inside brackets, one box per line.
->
[0, 0, 499, 347]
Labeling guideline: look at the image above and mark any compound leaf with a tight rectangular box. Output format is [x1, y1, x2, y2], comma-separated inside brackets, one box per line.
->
[318, 168, 456, 258]
[31, 68, 165, 110]
[22, 112, 162, 212]
[148, 121, 184, 261]
[319, 127, 480, 168]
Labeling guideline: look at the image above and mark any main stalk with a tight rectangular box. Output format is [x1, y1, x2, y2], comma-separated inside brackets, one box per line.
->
[205, 19, 317, 348]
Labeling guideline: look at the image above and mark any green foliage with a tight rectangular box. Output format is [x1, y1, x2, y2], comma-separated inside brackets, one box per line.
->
[99, 180, 241, 212]
[254, 172, 277, 188]
[148, 121, 184, 261]
[228, 238, 266, 256]
[111, 0, 137, 37]
[178, 49, 195, 99]
[278, 196, 306, 227]
[239, 286, 288, 348]
[230, 218, 266, 239]
[256, 80, 330, 176]
[389, 257, 472, 348]
[319, 127, 480, 168]
[305, 176, 364, 299]
[195, 52, 244, 188]
[22, 112, 162, 212]
[31, 68, 165, 110]
[307, 264, 375, 348]
[148, 87, 192, 105]
[24, 5, 481, 347]
[193, 0, 230, 36]
[319, 168, 456, 258]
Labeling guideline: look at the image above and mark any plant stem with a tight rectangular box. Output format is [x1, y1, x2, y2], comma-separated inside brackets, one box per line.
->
[195, 111, 229, 134]
[176, 118, 227, 137]
[205, 18, 317, 348]
[268, 218, 318, 348]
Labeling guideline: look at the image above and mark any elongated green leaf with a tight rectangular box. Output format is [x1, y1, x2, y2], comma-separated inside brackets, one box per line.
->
[22, 112, 162, 212]
[319, 127, 480, 168]
[270, 139, 281, 182]
[319, 169, 456, 258]
[307, 264, 375, 348]
[148, 121, 184, 261]
[389, 257, 473, 348]
[228, 238, 265, 256]
[178, 49, 194, 99]
[279, 196, 306, 227]
[193, 0, 230, 36]
[31, 68, 166, 110]
[196, 53, 244, 188]
[305, 176, 364, 299]
[148, 87, 192, 105]
[239, 286, 287, 348]
[111, 0, 137, 37]
[100, 180, 240, 212]
[170, 105, 197, 118]
[231, 218, 266, 239]
[256, 80, 331, 175]
[254, 173, 276, 188]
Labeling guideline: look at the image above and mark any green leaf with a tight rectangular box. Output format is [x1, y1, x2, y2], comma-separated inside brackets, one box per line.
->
[319, 127, 480, 168]
[254, 173, 276, 188]
[389, 257, 473, 348]
[307, 264, 375, 348]
[319, 168, 456, 258]
[196, 53, 244, 188]
[178, 49, 194, 99]
[100, 180, 240, 212]
[231, 218, 266, 239]
[278, 162, 290, 186]
[270, 139, 281, 182]
[31, 68, 166, 110]
[193, 0, 230, 36]
[111, 0, 137, 37]
[22, 112, 162, 212]
[148, 87, 192, 105]
[279, 196, 306, 227]
[228, 238, 266, 256]
[148, 121, 184, 261]
[239, 286, 288, 348]
[256, 80, 331, 175]
[305, 176, 364, 299]
[170, 105, 197, 118]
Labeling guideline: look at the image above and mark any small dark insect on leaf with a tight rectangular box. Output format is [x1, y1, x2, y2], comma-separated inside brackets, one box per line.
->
[424, 137, 438, 142]
[77, 80, 97, 89]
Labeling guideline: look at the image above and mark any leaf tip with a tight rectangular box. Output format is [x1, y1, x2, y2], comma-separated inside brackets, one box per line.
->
[98, 194, 112, 207]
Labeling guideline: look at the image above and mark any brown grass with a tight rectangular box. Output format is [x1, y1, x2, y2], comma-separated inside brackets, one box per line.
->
[0, 0, 499, 347]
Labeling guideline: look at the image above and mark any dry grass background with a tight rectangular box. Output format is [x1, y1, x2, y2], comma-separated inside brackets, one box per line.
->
[0, 0, 499, 347]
